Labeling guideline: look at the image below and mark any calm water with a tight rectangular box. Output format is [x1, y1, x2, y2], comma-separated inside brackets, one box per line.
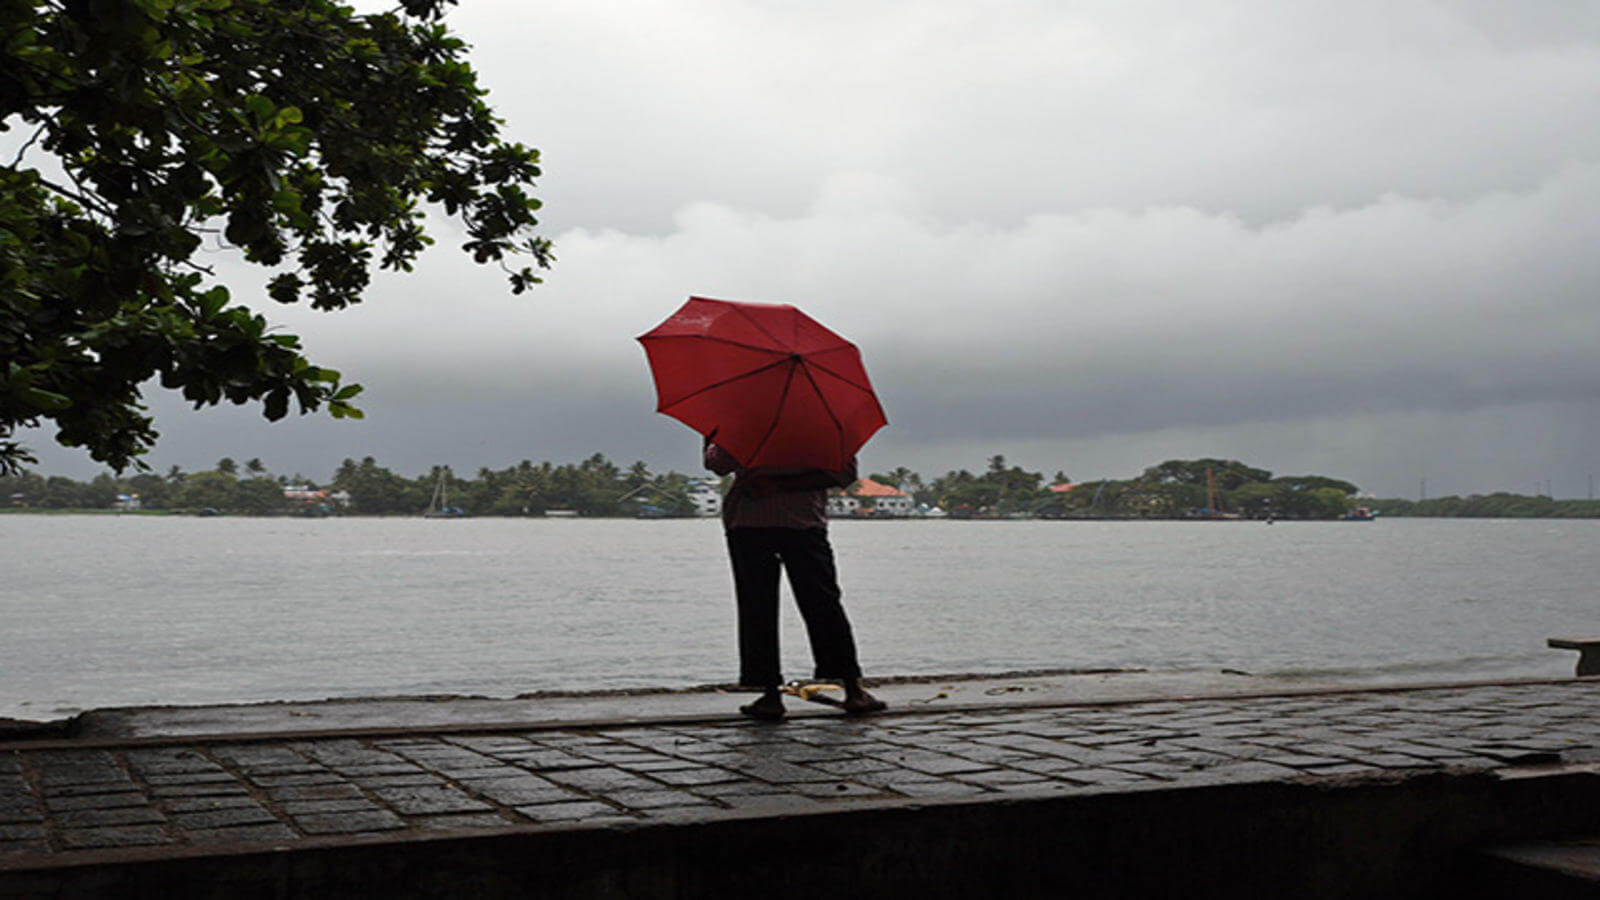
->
[2, 516, 1596, 718]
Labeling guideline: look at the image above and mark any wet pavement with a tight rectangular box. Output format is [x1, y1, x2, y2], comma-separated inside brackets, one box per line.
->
[2, 677, 1597, 868]
[64, 668, 1287, 740]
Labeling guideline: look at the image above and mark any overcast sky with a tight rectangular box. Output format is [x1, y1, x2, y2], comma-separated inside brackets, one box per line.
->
[23, 0, 1600, 498]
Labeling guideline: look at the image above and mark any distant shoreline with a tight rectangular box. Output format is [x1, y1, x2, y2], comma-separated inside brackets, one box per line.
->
[4, 507, 1599, 520]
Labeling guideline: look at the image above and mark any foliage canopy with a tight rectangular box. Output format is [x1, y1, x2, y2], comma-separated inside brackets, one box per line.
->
[905, 457, 1363, 519]
[1, 0, 551, 474]
[0, 453, 701, 517]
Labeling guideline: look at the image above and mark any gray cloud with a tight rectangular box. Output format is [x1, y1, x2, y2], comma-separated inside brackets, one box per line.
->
[20, 1, 1600, 499]
[451, 1, 1600, 231]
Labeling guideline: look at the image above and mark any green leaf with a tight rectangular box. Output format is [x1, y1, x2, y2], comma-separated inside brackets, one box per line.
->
[271, 189, 302, 213]
[244, 94, 275, 122]
[267, 273, 303, 304]
[20, 386, 73, 411]
[263, 388, 289, 421]
[198, 286, 229, 318]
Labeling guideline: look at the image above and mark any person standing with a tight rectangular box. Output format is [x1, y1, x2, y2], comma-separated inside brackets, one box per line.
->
[705, 438, 886, 720]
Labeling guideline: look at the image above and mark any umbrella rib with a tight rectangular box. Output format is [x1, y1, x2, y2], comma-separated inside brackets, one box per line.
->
[646, 335, 874, 398]
[655, 355, 794, 413]
[746, 358, 797, 466]
[796, 360, 847, 461]
[800, 355, 878, 397]
[640, 333, 792, 357]
[729, 304, 794, 352]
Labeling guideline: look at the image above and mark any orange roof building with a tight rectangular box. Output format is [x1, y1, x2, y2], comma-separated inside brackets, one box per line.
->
[828, 477, 916, 517]
[849, 477, 908, 497]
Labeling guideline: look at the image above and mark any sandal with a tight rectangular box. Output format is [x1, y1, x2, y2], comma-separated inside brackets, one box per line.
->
[739, 695, 786, 721]
[842, 694, 887, 716]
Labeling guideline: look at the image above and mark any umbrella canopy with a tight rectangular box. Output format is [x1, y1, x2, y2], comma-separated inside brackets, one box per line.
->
[637, 297, 888, 471]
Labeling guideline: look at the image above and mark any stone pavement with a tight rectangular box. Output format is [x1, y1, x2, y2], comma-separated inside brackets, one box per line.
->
[1, 679, 1596, 868]
[63, 667, 1299, 740]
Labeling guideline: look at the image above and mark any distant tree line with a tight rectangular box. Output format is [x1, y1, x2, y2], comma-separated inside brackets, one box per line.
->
[0, 457, 288, 514]
[1366, 494, 1600, 518]
[865, 456, 1366, 520]
[10, 452, 1593, 520]
[0, 455, 712, 517]
[330, 455, 706, 517]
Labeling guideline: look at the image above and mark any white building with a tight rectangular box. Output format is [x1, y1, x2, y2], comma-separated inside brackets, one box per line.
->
[687, 479, 722, 517]
[829, 478, 914, 517]
[283, 486, 350, 509]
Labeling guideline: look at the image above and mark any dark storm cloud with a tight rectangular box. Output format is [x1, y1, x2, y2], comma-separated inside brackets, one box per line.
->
[20, 1, 1600, 499]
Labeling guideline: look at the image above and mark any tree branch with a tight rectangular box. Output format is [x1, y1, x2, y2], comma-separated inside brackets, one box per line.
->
[175, 258, 217, 276]
[7, 123, 48, 168]
[35, 176, 115, 218]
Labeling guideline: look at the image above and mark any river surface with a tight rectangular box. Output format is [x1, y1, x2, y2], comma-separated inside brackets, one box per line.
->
[2, 516, 1596, 718]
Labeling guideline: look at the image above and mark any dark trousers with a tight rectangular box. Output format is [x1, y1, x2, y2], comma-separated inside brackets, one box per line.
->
[725, 527, 863, 688]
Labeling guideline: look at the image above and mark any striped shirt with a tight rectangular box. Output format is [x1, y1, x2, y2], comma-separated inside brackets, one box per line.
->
[704, 443, 857, 531]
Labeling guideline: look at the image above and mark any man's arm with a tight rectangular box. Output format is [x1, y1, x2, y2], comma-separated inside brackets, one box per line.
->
[704, 440, 741, 475]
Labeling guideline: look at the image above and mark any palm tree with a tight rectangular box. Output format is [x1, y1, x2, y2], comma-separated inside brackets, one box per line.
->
[626, 460, 651, 488]
[887, 466, 922, 491]
[246, 458, 267, 476]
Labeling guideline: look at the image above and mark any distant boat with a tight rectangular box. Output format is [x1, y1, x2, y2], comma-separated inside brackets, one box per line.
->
[1344, 507, 1376, 521]
[1195, 466, 1242, 520]
[423, 471, 465, 518]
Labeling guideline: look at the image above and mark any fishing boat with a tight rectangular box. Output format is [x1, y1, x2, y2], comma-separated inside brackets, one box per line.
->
[1344, 506, 1376, 521]
[1195, 466, 1241, 519]
[423, 471, 465, 518]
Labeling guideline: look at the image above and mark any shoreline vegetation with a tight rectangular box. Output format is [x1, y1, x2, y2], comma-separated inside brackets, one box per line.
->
[4, 455, 1596, 520]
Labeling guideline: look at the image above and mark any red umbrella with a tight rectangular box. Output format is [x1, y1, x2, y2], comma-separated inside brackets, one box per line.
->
[637, 296, 888, 471]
